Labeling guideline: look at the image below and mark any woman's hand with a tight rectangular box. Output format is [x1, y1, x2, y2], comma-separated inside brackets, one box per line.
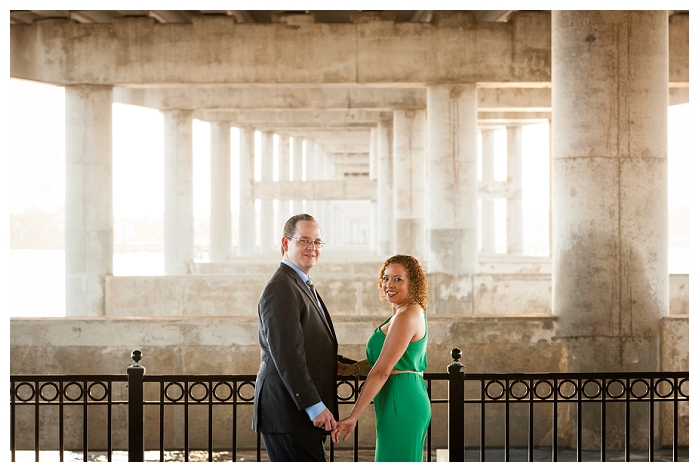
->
[331, 417, 357, 444]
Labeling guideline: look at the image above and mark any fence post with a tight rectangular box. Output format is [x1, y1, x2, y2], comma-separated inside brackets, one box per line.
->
[448, 348, 466, 462]
[127, 350, 145, 462]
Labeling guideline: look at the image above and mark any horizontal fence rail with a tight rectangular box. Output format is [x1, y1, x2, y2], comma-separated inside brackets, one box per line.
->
[10, 349, 688, 462]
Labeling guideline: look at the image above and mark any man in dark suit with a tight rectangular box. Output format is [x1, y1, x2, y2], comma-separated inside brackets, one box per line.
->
[252, 214, 340, 461]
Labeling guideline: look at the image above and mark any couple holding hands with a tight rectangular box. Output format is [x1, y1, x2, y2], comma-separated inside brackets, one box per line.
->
[252, 214, 431, 462]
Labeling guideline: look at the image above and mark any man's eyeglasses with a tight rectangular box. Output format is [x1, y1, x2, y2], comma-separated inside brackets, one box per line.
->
[288, 236, 326, 248]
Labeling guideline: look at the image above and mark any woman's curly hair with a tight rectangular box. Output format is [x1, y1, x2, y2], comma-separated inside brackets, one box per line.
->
[377, 254, 428, 310]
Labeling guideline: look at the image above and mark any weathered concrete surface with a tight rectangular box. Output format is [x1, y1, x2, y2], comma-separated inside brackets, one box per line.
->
[669, 274, 689, 314]
[10, 314, 687, 450]
[163, 109, 195, 275]
[659, 316, 689, 447]
[552, 11, 669, 372]
[427, 84, 479, 285]
[393, 109, 427, 262]
[64, 85, 113, 318]
[10, 12, 552, 85]
[114, 86, 554, 111]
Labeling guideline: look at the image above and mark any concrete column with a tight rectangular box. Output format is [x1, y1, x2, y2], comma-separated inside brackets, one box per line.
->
[481, 129, 496, 253]
[320, 149, 335, 245]
[209, 121, 232, 262]
[506, 126, 523, 254]
[304, 139, 318, 218]
[163, 109, 194, 275]
[552, 10, 668, 374]
[277, 135, 292, 228]
[376, 119, 394, 256]
[426, 85, 478, 268]
[393, 109, 426, 262]
[291, 137, 304, 215]
[426, 84, 478, 314]
[238, 127, 256, 256]
[369, 127, 379, 254]
[259, 131, 275, 253]
[65, 85, 113, 317]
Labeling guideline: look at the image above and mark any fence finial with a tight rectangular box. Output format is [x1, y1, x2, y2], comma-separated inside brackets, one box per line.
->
[450, 348, 462, 365]
[131, 350, 142, 368]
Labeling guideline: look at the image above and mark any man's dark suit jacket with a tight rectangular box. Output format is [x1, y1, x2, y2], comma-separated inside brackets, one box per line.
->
[252, 263, 338, 434]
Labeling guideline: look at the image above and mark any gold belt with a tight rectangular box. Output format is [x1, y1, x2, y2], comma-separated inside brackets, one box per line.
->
[390, 370, 423, 376]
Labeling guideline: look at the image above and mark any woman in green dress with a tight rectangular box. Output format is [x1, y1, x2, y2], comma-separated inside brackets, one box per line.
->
[332, 254, 430, 462]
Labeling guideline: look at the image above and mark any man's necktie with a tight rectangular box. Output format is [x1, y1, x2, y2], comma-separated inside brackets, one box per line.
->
[306, 278, 322, 310]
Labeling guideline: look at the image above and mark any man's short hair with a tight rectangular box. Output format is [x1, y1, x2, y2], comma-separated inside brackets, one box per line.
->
[281, 214, 317, 255]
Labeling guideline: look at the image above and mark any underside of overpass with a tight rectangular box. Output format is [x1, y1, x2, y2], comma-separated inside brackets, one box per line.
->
[9, 10, 689, 450]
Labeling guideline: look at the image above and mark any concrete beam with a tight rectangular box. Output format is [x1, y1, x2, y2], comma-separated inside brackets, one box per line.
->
[193, 109, 390, 124]
[253, 180, 375, 201]
[11, 12, 554, 85]
[115, 86, 557, 111]
[194, 110, 552, 129]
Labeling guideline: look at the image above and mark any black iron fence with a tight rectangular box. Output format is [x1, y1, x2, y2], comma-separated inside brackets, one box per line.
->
[10, 349, 688, 462]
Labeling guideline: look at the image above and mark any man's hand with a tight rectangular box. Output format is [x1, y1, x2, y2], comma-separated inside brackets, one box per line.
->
[312, 407, 337, 431]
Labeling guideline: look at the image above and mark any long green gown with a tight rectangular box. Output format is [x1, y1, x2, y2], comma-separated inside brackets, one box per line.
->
[365, 313, 430, 462]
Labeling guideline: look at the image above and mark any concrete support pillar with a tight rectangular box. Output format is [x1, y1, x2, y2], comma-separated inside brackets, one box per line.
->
[480, 129, 496, 253]
[259, 131, 275, 253]
[393, 109, 427, 262]
[304, 139, 318, 218]
[238, 127, 256, 256]
[376, 119, 394, 256]
[291, 137, 304, 215]
[65, 85, 113, 317]
[553, 10, 668, 373]
[209, 121, 232, 262]
[426, 84, 479, 314]
[427, 84, 479, 273]
[369, 126, 379, 254]
[319, 149, 335, 245]
[163, 109, 194, 275]
[506, 126, 523, 254]
[277, 135, 292, 228]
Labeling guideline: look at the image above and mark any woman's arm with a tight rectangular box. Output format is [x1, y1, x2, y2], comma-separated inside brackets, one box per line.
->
[331, 305, 424, 443]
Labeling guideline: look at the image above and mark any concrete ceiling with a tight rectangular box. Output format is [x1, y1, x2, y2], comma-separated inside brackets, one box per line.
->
[9, 10, 518, 25]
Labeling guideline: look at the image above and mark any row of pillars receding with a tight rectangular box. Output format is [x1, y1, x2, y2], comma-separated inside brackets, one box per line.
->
[64, 11, 669, 375]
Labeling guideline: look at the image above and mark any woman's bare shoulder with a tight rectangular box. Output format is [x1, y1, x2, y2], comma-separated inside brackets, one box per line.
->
[395, 304, 424, 323]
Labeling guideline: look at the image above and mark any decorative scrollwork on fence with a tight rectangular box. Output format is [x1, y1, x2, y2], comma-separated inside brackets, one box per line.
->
[10, 379, 118, 404]
[472, 375, 689, 403]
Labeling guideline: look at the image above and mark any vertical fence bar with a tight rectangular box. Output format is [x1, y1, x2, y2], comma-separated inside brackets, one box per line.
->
[576, 379, 582, 462]
[232, 381, 237, 461]
[552, 379, 558, 462]
[159, 381, 165, 462]
[649, 377, 654, 462]
[480, 379, 486, 462]
[528, 379, 534, 462]
[505, 379, 510, 462]
[673, 377, 679, 462]
[10, 382, 16, 462]
[625, 378, 630, 462]
[184, 381, 189, 462]
[127, 350, 145, 462]
[208, 381, 213, 462]
[83, 380, 88, 461]
[601, 378, 606, 462]
[34, 381, 40, 462]
[448, 348, 465, 462]
[107, 381, 113, 462]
